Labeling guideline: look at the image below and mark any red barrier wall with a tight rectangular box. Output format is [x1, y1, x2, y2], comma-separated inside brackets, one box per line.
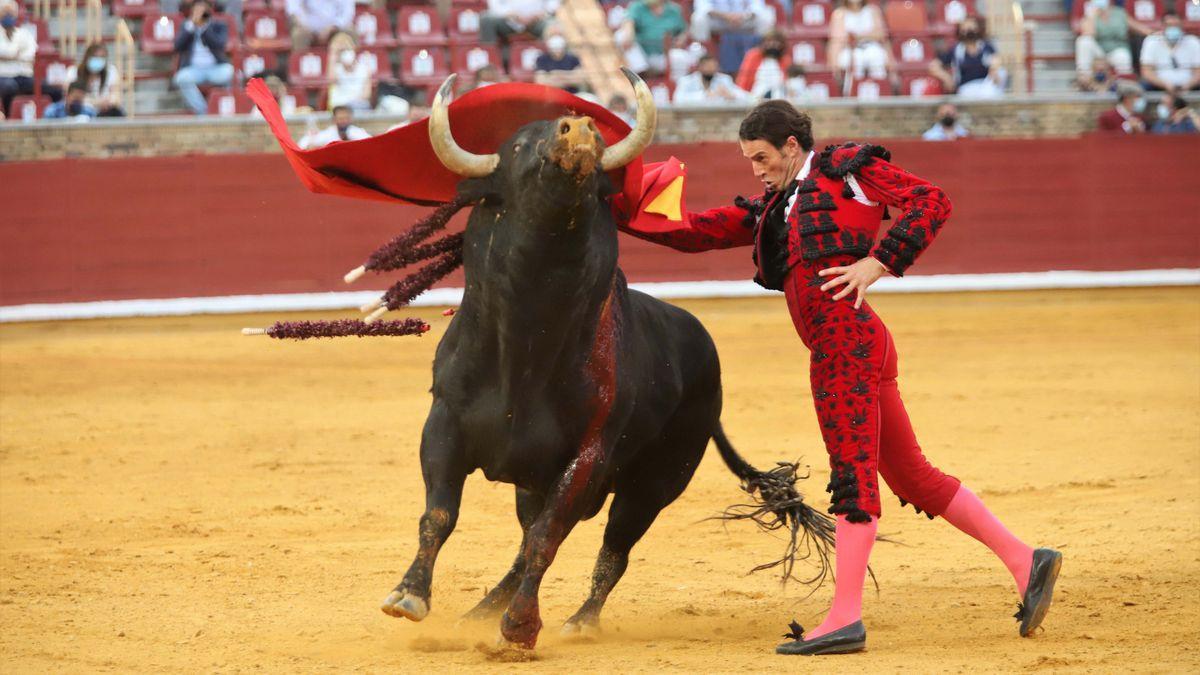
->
[2, 135, 1198, 306]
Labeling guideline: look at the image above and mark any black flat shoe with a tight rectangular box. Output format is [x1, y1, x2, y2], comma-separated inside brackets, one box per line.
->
[1015, 547, 1062, 637]
[776, 620, 866, 655]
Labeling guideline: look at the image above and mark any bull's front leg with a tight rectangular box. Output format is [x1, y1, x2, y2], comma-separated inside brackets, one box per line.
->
[381, 401, 467, 622]
[499, 438, 611, 648]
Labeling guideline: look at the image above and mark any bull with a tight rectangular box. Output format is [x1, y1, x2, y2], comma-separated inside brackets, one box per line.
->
[378, 69, 830, 649]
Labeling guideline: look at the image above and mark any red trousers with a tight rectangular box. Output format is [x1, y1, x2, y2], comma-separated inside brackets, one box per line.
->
[783, 263, 961, 522]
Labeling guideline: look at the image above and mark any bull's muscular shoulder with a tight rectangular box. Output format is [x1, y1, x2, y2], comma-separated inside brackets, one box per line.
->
[816, 142, 892, 179]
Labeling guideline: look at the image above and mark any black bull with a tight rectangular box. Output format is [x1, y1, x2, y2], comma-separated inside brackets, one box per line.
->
[379, 93, 829, 649]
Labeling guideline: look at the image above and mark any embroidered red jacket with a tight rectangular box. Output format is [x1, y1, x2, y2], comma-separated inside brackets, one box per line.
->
[618, 143, 952, 287]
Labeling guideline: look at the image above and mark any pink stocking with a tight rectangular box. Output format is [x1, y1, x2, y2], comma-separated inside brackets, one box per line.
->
[940, 485, 1034, 595]
[805, 515, 878, 640]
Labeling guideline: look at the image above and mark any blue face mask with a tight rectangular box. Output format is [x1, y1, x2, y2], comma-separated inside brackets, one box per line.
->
[1164, 26, 1183, 44]
[86, 56, 106, 73]
[1, 15, 17, 29]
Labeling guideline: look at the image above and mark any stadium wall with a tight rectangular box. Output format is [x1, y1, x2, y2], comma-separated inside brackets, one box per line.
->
[1, 134, 1197, 312]
[0, 95, 1119, 162]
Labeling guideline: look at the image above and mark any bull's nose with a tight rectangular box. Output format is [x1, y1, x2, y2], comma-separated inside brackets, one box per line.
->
[557, 116, 598, 146]
[550, 116, 602, 175]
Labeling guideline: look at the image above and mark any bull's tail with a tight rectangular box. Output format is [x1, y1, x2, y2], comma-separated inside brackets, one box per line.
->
[712, 423, 837, 590]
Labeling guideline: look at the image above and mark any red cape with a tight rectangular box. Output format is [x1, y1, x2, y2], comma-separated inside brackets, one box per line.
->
[247, 78, 644, 209]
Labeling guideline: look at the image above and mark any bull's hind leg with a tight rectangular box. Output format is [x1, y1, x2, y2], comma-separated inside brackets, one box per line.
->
[561, 490, 664, 634]
[381, 401, 467, 622]
[462, 486, 545, 620]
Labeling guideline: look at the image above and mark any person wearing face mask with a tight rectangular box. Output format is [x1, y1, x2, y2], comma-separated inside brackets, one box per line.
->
[534, 32, 585, 93]
[1097, 81, 1148, 133]
[44, 82, 98, 120]
[1075, 0, 1153, 80]
[619, 100, 1061, 655]
[929, 16, 1004, 98]
[673, 53, 752, 104]
[1151, 90, 1200, 133]
[921, 103, 969, 141]
[736, 30, 793, 99]
[172, 0, 234, 115]
[828, 0, 894, 91]
[1139, 11, 1200, 91]
[65, 42, 125, 117]
[0, 0, 38, 119]
[298, 105, 370, 149]
[326, 31, 372, 112]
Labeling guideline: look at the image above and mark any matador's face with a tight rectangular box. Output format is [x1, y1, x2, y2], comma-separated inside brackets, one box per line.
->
[739, 136, 804, 193]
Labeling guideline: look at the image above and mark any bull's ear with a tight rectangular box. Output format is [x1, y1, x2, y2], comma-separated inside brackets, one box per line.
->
[456, 176, 502, 205]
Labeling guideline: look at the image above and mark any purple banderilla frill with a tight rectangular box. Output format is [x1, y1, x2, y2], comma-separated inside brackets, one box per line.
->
[253, 195, 473, 340]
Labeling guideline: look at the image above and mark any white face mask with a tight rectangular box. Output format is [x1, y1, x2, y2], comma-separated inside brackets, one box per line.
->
[1091, 0, 1109, 9]
[1157, 104, 1171, 119]
[340, 50, 356, 67]
[1131, 97, 1147, 113]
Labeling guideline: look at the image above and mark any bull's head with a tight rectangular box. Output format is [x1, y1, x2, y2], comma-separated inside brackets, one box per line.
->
[427, 68, 656, 190]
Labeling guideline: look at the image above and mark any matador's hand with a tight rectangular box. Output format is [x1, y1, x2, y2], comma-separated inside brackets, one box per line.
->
[818, 257, 889, 309]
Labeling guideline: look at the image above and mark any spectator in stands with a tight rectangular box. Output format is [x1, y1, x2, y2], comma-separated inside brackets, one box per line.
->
[1151, 90, 1199, 133]
[921, 103, 969, 141]
[298, 105, 370, 149]
[673, 53, 752, 104]
[1078, 55, 1118, 93]
[929, 15, 1004, 99]
[618, 0, 688, 76]
[1097, 81, 1147, 133]
[828, 0, 893, 87]
[0, 0, 36, 118]
[1139, 11, 1200, 91]
[326, 31, 372, 112]
[784, 63, 813, 99]
[66, 43, 125, 117]
[1074, 0, 1153, 80]
[173, 0, 234, 116]
[535, 34, 586, 93]
[288, 0, 355, 50]
[482, 0, 559, 45]
[692, 0, 773, 73]
[162, 1, 243, 31]
[736, 30, 791, 98]
[608, 93, 637, 126]
[464, 64, 504, 93]
[44, 82, 97, 120]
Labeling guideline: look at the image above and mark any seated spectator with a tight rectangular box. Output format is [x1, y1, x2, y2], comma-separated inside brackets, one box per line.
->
[535, 34, 586, 93]
[619, 0, 688, 75]
[45, 82, 97, 120]
[250, 74, 305, 119]
[1097, 82, 1147, 133]
[173, 0, 234, 115]
[828, 0, 893, 86]
[326, 31, 372, 112]
[1075, 0, 1153, 79]
[692, 0, 773, 73]
[298, 105, 370, 149]
[922, 103, 969, 141]
[464, 64, 505, 93]
[0, 0, 36, 118]
[736, 30, 790, 98]
[1151, 90, 1199, 133]
[929, 16, 1004, 99]
[288, 0, 355, 50]
[482, 0, 558, 45]
[161, 1, 243, 31]
[66, 43, 125, 117]
[673, 53, 753, 104]
[1139, 11, 1200, 91]
[1078, 55, 1118, 93]
[783, 63, 812, 99]
[608, 93, 636, 126]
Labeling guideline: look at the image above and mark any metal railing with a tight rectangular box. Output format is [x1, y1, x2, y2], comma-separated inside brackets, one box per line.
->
[115, 19, 137, 117]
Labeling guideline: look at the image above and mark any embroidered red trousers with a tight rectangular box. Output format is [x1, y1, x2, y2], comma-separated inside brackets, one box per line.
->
[783, 262, 961, 522]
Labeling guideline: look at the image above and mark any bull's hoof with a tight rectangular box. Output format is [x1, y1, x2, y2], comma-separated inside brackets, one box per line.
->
[561, 619, 600, 638]
[380, 591, 430, 622]
[500, 613, 542, 649]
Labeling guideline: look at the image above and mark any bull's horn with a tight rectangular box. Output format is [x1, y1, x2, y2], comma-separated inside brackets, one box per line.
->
[428, 75, 500, 178]
[600, 68, 658, 172]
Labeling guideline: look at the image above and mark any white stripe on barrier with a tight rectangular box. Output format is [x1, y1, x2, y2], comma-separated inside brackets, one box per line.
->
[1, 269, 1197, 323]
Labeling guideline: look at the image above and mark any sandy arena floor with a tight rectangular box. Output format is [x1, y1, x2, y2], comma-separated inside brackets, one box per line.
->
[1, 287, 1198, 673]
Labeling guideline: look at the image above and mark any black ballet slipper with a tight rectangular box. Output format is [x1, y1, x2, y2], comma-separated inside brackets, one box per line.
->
[776, 620, 867, 655]
[1014, 547, 1063, 637]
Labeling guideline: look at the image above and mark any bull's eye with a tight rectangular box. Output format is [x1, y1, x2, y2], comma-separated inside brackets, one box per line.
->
[512, 143, 522, 152]
[560, 122, 570, 135]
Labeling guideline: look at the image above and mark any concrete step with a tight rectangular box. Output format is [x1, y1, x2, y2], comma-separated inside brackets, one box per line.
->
[1029, 23, 1075, 56]
[1020, 0, 1068, 17]
[1031, 60, 1080, 91]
